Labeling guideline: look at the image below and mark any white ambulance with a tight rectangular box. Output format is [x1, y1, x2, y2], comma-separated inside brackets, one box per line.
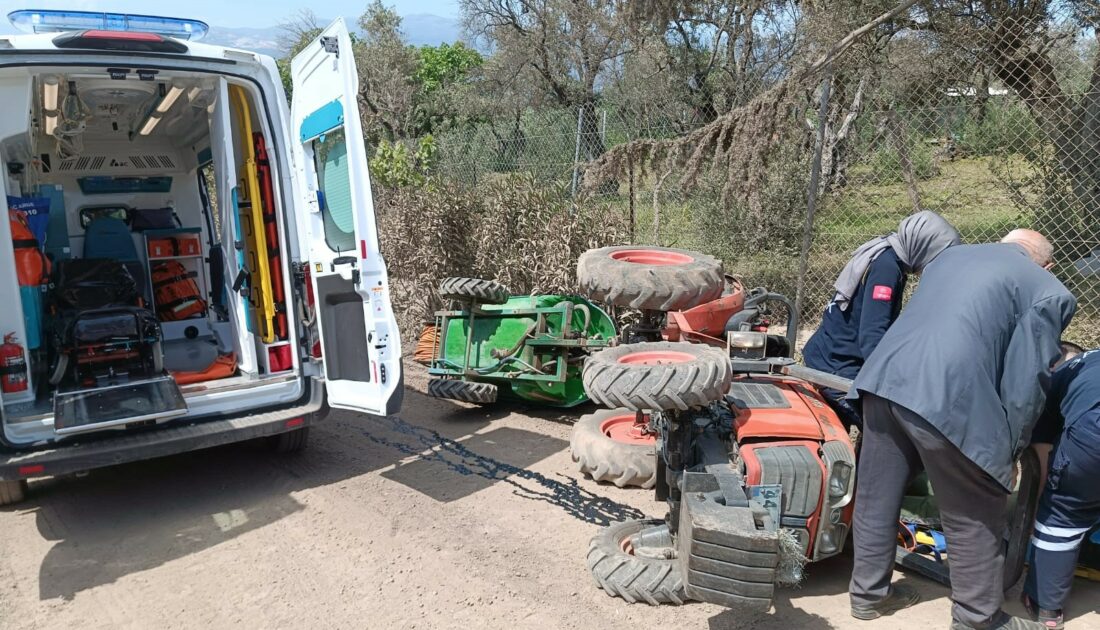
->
[0, 10, 402, 503]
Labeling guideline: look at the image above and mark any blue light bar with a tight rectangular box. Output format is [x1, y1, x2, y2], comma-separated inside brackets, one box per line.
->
[7, 9, 209, 41]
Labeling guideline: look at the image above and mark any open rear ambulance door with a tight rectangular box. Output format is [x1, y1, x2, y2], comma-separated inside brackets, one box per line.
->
[210, 77, 258, 375]
[289, 18, 403, 416]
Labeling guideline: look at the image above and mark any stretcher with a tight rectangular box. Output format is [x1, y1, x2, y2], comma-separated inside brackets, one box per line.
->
[228, 84, 277, 344]
[253, 133, 288, 341]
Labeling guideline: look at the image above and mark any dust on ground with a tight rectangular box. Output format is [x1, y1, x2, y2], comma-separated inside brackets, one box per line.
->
[0, 364, 1096, 629]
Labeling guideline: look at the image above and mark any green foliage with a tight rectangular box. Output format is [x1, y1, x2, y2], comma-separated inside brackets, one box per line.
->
[863, 141, 938, 185]
[416, 43, 483, 94]
[955, 100, 1041, 159]
[370, 136, 438, 188]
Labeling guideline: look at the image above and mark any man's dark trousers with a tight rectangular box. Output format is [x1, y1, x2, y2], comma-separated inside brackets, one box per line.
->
[851, 393, 1009, 628]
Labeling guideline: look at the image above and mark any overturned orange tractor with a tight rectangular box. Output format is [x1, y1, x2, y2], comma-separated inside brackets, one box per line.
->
[570, 245, 856, 608]
[571, 245, 1038, 610]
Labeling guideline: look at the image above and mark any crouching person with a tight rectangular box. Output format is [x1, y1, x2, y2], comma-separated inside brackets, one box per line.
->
[802, 210, 960, 430]
[1023, 342, 1100, 630]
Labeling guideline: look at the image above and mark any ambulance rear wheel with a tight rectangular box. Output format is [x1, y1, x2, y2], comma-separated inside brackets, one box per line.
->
[0, 479, 27, 506]
[271, 427, 310, 454]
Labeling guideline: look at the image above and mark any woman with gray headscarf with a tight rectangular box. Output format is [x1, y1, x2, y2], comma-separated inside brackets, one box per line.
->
[802, 210, 960, 429]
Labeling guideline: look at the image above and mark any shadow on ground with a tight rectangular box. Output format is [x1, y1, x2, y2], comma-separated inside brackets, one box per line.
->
[19, 388, 609, 602]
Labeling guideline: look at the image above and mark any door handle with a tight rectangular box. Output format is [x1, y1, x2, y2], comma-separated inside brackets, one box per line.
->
[331, 256, 356, 271]
[331, 256, 361, 285]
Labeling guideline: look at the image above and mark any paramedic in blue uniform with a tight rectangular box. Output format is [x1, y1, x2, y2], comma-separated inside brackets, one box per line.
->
[1022, 342, 1100, 630]
[802, 210, 961, 429]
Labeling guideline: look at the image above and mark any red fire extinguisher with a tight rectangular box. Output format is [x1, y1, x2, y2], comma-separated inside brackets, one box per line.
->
[0, 333, 28, 394]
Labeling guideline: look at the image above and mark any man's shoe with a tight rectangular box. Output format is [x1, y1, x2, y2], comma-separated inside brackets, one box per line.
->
[949, 611, 1048, 629]
[1020, 592, 1064, 630]
[851, 583, 920, 620]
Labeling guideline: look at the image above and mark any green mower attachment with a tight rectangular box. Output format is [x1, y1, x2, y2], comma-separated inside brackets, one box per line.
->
[427, 278, 616, 407]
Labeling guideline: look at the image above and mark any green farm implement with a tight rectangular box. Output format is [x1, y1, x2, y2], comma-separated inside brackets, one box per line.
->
[426, 277, 616, 407]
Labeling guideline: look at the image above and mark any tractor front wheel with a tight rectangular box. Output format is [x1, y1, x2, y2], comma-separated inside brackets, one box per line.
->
[587, 519, 686, 605]
[583, 341, 731, 411]
[571, 409, 657, 489]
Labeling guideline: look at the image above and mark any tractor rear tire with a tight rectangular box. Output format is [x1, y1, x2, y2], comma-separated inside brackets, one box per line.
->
[428, 378, 499, 404]
[438, 277, 510, 305]
[577, 246, 723, 312]
[0, 479, 27, 506]
[583, 342, 731, 411]
[571, 409, 657, 489]
[588, 519, 686, 605]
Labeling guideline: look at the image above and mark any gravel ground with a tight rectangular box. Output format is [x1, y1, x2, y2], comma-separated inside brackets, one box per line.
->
[0, 364, 1096, 629]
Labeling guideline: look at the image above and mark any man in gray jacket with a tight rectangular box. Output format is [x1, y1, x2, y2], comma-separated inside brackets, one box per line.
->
[847, 230, 1077, 630]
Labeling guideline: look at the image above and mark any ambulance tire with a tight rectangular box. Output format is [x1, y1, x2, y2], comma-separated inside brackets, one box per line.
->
[0, 480, 27, 507]
[271, 427, 310, 454]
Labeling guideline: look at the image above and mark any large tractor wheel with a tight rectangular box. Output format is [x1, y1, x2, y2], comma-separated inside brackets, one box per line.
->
[438, 277, 510, 305]
[583, 341, 731, 411]
[428, 378, 499, 404]
[577, 246, 723, 312]
[588, 519, 686, 605]
[571, 409, 657, 489]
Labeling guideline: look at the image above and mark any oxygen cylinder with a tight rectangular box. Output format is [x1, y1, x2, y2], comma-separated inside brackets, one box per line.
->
[0, 333, 28, 394]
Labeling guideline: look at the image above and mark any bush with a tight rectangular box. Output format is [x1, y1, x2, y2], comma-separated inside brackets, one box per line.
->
[956, 100, 1041, 159]
[863, 140, 938, 184]
[370, 135, 437, 188]
[377, 174, 630, 341]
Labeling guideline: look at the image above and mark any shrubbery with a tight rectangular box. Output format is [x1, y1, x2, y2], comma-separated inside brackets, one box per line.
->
[376, 174, 629, 340]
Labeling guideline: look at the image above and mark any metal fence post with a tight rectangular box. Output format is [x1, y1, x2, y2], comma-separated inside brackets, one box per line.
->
[570, 105, 584, 199]
[791, 67, 834, 340]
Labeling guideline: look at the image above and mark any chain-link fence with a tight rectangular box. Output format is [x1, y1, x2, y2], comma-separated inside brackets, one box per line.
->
[414, 8, 1100, 347]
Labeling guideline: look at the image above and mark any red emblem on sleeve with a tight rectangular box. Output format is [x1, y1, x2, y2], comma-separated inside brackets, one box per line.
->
[872, 285, 893, 301]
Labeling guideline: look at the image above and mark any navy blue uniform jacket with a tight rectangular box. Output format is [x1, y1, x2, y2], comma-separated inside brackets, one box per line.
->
[803, 247, 906, 380]
[1032, 349, 1100, 444]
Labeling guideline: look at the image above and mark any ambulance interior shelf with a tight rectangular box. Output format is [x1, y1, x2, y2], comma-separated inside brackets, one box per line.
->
[144, 227, 208, 334]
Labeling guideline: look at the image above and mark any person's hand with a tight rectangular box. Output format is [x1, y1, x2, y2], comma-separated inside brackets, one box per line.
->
[1031, 443, 1054, 495]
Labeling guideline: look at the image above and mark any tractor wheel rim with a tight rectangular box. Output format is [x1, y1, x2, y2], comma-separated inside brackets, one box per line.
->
[617, 350, 696, 365]
[600, 414, 656, 445]
[609, 248, 694, 265]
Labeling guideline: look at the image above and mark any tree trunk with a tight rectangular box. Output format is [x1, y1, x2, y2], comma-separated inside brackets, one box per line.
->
[821, 73, 868, 193]
[885, 109, 922, 212]
[579, 101, 607, 162]
[988, 30, 1100, 257]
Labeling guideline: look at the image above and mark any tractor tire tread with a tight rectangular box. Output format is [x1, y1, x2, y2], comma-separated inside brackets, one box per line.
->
[428, 378, 499, 404]
[587, 519, 686, 605]
[577, 246, 723, 312]
[583, 342, 731, 411]
[438, 277, 510, 305]
[570, 409, 656, 489]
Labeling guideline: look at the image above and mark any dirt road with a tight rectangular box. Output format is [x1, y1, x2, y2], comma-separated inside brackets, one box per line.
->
[0, 367, 1097, 629]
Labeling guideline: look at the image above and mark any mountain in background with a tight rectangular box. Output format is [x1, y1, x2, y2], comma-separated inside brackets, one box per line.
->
[205, 13, 461, 58]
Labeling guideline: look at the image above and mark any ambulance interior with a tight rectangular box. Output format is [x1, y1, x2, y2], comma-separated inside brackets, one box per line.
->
[0, 67, 302, 444]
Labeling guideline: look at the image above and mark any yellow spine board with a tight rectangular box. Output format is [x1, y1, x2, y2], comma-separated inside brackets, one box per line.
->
[228, 84, 277, 344]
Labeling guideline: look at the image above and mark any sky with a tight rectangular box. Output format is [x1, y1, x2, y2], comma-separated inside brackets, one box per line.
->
[1, 0, 461, 29]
